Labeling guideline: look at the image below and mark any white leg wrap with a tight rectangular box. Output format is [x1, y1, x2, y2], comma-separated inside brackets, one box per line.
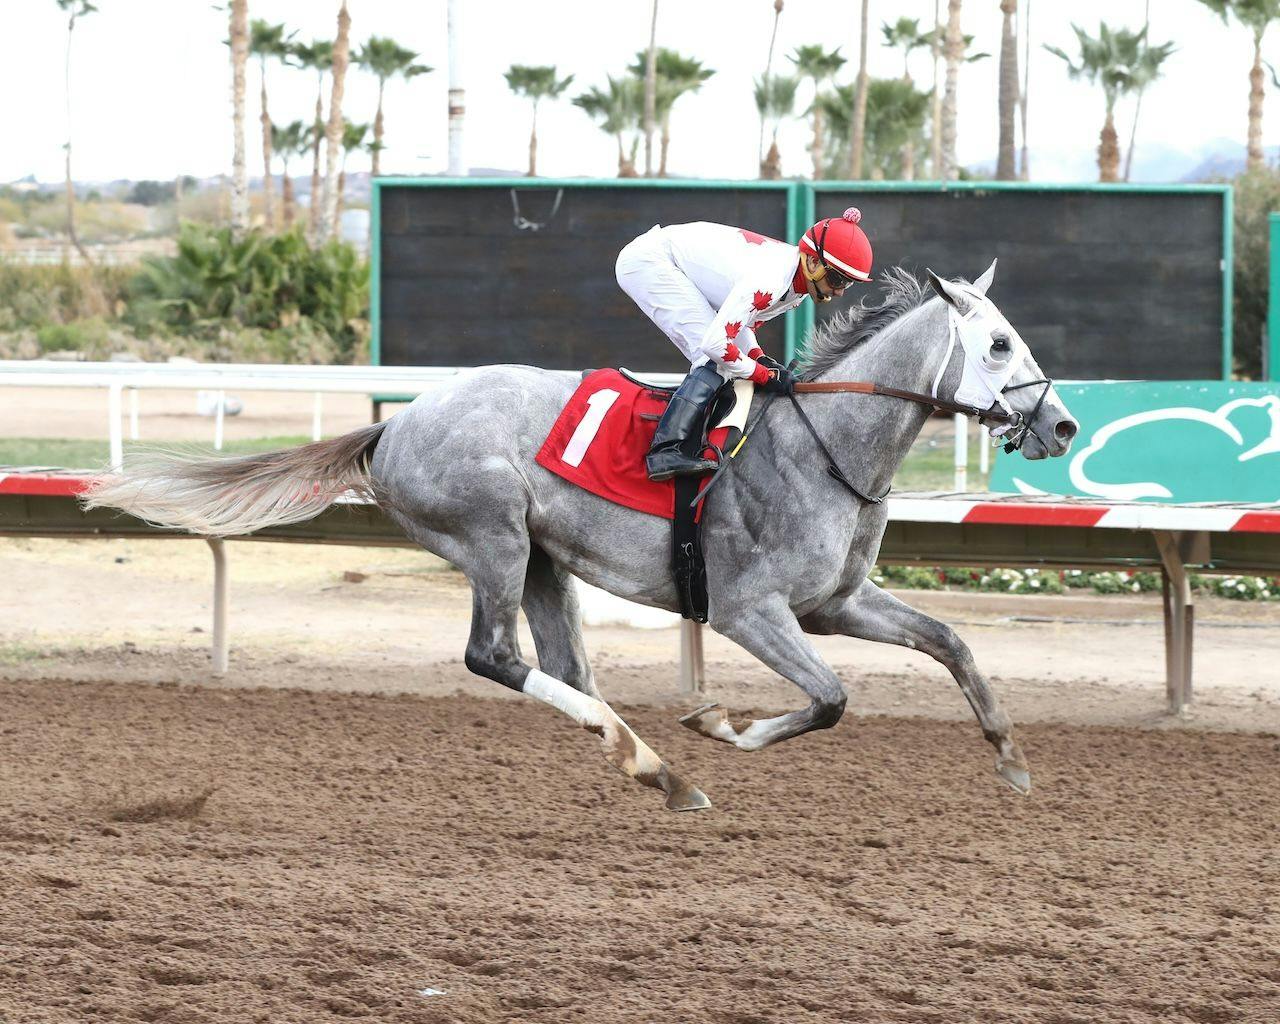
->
[524, 670, 665, 778]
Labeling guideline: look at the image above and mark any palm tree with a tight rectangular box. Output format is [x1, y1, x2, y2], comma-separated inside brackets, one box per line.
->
[321, 2, 351, 243]
[849, 0, 871, 179]
[447, 0, 465, 175]
[939, 9, 989, 180]
[1020, 0, 1032, 178]
[574, 77, 643, 177]
[1045, 23, 1170, 182]
[250, 20, 294, 231]
[881, 17, 932, 179]
[941, 0, 964, 179]
[356, 36, 432, 178]
[332, 120, 369, 235]
[1197, 0, 1280, 171]
[997, 0, 1019, 180]
[228, 0, 250, 234]
[755, 74, 799, 178]
[642, 1, 660, 176]
[504, 65, 574, 176]
[290, 40, 332, 242]
[758, 0, 785, 171]
[822, 78, 930, 180]
[56, 0, 96, 265]
[627, 49, 715, 176]
[271, 120, 308, 228]
[1124, 5, 1176, 181]
[791, 44, 846, 180]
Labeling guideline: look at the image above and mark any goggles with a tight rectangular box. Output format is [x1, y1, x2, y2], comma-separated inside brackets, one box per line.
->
[816, 263, 855, 290]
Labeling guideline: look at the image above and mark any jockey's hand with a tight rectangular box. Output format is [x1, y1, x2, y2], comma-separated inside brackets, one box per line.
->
[756, 361, 794, 395]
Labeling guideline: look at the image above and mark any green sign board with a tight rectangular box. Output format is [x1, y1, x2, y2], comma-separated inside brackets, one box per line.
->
[990, 381, 1280, 503]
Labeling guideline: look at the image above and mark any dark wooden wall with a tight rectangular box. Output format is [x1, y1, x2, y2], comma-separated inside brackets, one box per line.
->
[813, 189, 1225, 380]
[377, 185, 792, 373]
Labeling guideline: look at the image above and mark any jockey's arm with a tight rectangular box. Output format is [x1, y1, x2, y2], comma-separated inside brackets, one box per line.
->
[696, 280, 778, 384]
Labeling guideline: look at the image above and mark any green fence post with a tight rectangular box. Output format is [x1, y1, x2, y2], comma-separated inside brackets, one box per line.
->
[786, 184, 816, 364]
[370, 179, 382, 367]
[1269, 212, 1280, 381]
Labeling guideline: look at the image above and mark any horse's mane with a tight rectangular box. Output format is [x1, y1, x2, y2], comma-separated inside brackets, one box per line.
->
[797, 266, 933, 381]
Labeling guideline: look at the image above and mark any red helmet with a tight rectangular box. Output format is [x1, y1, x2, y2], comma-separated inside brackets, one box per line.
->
[799, 207, 873, 285]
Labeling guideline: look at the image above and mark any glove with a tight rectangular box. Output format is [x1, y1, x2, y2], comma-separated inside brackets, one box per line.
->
[756, 360, 794, 395]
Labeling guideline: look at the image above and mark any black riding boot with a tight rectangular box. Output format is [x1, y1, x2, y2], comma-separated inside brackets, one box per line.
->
[645, 363, 723, 481]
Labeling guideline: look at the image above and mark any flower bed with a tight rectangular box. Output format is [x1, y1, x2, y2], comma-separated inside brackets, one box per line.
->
[872, 566, 1280, 601]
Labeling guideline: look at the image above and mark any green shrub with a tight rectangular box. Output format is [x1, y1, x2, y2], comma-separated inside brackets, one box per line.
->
[128, 224, 369, 361]
[36, 317, 110, 353]
[1228, 166, 1280, 380]
[0, 263, 132, 327]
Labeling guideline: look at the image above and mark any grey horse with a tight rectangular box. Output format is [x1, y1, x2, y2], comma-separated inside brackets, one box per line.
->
[85, 262, 1077, 812]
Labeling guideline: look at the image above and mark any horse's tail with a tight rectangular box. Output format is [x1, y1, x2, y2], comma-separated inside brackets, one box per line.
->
[81, 421, 389, 537]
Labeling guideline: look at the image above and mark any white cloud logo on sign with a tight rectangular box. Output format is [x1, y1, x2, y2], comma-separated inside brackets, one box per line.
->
[1012, 395, 1280, 501]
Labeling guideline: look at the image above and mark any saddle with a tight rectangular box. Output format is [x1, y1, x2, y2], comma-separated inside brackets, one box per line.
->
[536, 369, 752, 623]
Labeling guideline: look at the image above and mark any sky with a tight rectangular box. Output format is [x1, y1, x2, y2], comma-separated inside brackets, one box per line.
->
[3, 0, 1276, 186]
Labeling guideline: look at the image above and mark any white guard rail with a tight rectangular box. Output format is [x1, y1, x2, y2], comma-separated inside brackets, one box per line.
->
[0, 360, 686, 471]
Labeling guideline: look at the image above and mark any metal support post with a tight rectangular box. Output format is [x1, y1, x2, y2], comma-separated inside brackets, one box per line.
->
[1153, 530, 1208, 714]
[953, 413, 968, 492]
[679, 620, 705, 694]
[107, 383, 124, 471]
[214, 391, 226, 451]
[207, 538, 229, 676]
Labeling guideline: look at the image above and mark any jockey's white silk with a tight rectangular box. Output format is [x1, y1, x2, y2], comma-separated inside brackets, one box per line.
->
[615, 222, 807, 379]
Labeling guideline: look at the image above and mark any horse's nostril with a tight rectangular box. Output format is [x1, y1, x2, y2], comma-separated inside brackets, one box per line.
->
[1055, 419, 1078, 442]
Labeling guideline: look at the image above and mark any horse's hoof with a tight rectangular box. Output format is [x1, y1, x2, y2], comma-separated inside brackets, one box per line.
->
[678, 703, 737, 743]
[679, 702, 720, 726]
[662, 770, 713, 812]
[995, 758, 1032, 796]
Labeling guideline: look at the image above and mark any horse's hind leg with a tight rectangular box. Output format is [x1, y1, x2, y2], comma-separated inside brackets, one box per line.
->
[521, 544, 600, 699]
[402, 516, 709, 811]
[801, 578, 1030, 795]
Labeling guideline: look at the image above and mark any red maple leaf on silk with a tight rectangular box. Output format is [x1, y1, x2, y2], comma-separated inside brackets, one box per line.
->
[738, 228, 782, 246]
[724, 321, 742, 340]
[752, 290, 773, 310]
[723, 342, 741, 363]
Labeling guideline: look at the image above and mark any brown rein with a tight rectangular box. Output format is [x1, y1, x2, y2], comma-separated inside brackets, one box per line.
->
[791, 380, 1014, 424]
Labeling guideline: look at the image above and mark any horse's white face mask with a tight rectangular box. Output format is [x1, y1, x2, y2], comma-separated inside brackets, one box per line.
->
[927, 263, 1030, 439]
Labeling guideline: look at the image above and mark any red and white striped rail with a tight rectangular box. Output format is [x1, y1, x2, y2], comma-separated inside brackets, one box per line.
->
[4, 472, 1279, 535]
[886, 494, 1280, 535]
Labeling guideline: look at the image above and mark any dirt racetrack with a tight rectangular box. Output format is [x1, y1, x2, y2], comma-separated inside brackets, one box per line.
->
[3, 675, 1278, 1024]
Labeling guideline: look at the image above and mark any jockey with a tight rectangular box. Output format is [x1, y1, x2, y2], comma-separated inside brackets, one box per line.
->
[616, 208, 873, 480]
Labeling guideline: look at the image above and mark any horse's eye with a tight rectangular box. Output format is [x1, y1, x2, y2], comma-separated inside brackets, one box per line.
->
[991, 337, 1011, 354]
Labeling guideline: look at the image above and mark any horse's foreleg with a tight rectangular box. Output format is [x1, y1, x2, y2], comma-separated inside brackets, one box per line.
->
[801, 579, 1030, 795]
[682, 600, 847, 751]
[521, 543, 600, 699]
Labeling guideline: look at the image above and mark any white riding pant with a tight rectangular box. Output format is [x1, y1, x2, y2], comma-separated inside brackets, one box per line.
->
[615, 227, 754, 380]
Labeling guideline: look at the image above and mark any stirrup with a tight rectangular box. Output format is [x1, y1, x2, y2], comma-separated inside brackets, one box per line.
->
[646, 448, 718, 481]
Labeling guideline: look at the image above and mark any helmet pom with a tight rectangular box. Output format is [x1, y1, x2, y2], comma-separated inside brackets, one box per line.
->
[842, 207, 861, 224]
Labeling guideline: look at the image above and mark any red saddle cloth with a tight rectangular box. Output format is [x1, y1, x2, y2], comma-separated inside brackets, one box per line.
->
[535, 369, 729, 519]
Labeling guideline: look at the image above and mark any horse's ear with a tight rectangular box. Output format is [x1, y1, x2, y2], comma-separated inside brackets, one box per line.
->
[926, 268, 960, 308]
[973, 258, 998, 296]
